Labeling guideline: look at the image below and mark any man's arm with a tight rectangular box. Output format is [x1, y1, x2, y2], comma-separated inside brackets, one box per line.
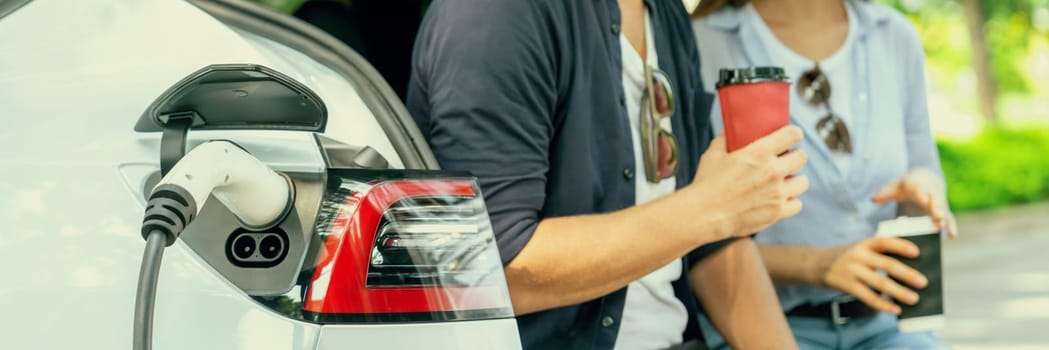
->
[692, 239, 798, 349]
[507, 132, 807, 315]
[508, 183, 732, 315]
[411, 0, 809, 316]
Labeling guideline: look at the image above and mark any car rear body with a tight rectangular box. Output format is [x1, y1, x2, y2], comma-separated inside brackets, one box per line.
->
[0, 1, 521, 348]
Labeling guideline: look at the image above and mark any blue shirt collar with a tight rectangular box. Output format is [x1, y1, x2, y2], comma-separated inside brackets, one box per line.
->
[704, 0, 891, 39]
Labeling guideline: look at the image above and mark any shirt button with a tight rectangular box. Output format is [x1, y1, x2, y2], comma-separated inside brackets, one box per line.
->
[858, 92, 868, 102]
[611, 23, 621, 35]
[623, 168, 634, 180]
[601, 316, 615, 327]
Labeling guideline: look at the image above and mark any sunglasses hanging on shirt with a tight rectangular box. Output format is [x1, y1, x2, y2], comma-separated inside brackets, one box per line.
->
[641, 65, 679, 183]
[797, 65, 852, 153]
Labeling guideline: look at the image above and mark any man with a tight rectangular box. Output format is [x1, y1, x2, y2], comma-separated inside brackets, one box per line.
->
[407, 0, 808, 349]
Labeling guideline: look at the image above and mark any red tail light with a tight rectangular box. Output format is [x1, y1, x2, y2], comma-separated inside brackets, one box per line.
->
[302, 170, 514, 323]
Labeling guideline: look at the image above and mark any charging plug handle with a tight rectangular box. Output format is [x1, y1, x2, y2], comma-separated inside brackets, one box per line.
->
[140, 140, 294, 245]
[153, 140, 293, 230]
[141, 185, 198, 246]
[134, 140, 293, 350]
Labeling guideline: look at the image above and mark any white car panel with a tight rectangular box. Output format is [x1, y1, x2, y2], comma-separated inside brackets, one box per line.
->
[0, 0, 519, 349]
[317, 319, 523, 350]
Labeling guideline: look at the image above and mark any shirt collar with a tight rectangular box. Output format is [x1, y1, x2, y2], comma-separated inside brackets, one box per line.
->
[704, 0, 891, 39]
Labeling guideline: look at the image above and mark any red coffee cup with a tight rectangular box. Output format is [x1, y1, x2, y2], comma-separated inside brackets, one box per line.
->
[716, 67, 791, 152]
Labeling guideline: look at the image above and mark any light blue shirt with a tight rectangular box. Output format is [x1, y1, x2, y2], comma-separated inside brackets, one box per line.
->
[693, 1, 944, 311]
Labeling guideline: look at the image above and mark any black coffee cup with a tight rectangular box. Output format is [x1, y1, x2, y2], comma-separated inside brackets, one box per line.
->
[877, 216, 945, 332]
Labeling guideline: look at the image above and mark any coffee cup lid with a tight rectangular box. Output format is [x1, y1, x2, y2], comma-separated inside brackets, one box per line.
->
[716, 67, 790, 88]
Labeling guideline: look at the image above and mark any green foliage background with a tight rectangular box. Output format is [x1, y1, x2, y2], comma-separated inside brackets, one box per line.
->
[879, 0, 1049, 212]
[938, 127, 1049, 211]
[882, 0, 1049, 93]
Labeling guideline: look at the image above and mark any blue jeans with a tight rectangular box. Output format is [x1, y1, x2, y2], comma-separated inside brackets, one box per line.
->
[698, 313, 947, 349]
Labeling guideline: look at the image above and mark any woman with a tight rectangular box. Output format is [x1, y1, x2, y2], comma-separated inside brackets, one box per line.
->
[692, 0, 957, 348]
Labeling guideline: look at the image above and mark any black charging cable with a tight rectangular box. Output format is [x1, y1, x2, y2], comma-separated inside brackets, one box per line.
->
[134, 185, 198, 350]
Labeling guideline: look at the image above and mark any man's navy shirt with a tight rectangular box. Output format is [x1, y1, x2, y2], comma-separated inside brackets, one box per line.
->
[406, 0, 732, 348]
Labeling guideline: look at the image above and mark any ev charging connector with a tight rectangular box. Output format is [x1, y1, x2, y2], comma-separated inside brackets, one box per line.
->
[134, 140, 293, 350]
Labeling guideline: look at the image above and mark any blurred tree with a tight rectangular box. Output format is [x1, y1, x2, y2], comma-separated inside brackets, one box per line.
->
[960, 0, 998, 121]
[882, 0, 1047, 123]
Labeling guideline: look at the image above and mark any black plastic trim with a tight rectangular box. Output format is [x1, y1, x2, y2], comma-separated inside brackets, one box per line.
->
[302, 308, 515, 324]
[135, 64, 328, 133]
[716, 66, 791, 88]
[158, 115, 193, 176]
[189, 0, 439, 170]
[0, 0, 31, 20]
[325, 168, 475, 192]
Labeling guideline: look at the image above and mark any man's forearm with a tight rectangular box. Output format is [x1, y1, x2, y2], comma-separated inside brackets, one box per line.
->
[505, 186, 732, 315]
[692, 239, 797, 349]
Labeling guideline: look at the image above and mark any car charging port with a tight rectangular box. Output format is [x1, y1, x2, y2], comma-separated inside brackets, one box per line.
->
[133, 140, 294, 350]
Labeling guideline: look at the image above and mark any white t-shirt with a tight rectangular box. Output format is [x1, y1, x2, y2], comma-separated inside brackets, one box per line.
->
[744, 2, 859, 175]
[613, 10, 688, 350]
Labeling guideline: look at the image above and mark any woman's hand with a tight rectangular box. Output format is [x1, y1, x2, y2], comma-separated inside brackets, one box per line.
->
[818, 237, 928, 314]
[872, 168, 958, 238]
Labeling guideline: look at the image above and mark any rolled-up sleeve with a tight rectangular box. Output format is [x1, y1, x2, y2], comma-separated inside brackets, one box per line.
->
[407, 0, 557, 265]
[898, 20, 943, 177]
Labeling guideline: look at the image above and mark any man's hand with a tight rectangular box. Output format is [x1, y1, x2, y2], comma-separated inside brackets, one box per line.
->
[818, 237, 927, 314]
[688, 126, 809, 238]
[872, 168, 958, 238]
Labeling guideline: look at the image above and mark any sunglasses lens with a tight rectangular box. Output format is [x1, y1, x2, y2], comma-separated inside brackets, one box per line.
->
[650, 69, 674, 116]
[816, 114, 852, 153]
[797, 67, 831, 106]
[657, 130, 678, 178]
[833, 120, 852, 152]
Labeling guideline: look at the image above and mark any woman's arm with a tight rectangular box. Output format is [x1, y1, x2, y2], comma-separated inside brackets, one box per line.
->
[869, 17, 958, 236]
[898, 19, 941, 177]
[756, 244, 830, 286]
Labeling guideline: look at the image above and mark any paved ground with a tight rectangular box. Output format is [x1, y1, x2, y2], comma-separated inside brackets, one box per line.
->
[936, 202, 1049, 349]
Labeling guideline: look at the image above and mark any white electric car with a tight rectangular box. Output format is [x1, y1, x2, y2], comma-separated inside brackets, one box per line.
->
[0, 0, 522, 349]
